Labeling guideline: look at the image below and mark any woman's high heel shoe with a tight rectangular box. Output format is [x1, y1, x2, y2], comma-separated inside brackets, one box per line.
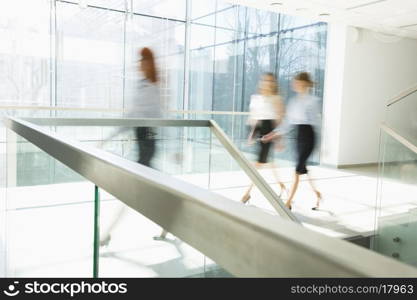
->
[278, 182, 288, 198]
[312, 191, 322, 211]
[241, 194, 251, 204]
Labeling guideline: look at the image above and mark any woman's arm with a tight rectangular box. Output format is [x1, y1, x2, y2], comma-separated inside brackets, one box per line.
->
[247, 95, 258, 144]
[272, 97, 292, 136]
[247, 123, 257, 145]
[274, 96, 285, 126]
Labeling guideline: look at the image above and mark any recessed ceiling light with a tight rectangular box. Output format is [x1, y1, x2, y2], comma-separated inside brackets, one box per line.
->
[319, 13, 330, 17]
[270, 2, 283, 6]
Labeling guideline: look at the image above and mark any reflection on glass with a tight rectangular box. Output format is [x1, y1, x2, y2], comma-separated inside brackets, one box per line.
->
[374, 131, 417, 267]
[94, 125, 229, 277]
[385, 89, 417, 146]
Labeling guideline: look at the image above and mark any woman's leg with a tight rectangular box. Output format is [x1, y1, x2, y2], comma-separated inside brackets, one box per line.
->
[285, 173, 300, 209]
[241, 184, 253, 203]
[287, 125, 309, 209]
[300, 125, 320, 209]
[100, 204, 127, 246]
[270, 162, 287, 197]
[241, 162, 262, 203]
[242, 119, 275, 204]
[307, 174, 321, 209]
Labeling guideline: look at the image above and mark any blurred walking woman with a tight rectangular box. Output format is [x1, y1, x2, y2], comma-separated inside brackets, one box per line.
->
[100, 47, 163, 246]
[241, 72, 286, 204]
[125, 47, 163, 167]
[263, 72, 321, 210]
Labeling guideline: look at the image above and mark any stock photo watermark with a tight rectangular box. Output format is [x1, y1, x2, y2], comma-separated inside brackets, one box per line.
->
[2, 281, 128, 298]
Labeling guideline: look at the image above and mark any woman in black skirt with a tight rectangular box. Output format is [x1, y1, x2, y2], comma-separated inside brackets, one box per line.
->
[241, 73, 287, 203]
[263, 72, 322, 210]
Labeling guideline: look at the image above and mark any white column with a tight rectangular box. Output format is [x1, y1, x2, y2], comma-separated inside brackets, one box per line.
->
[320, 23, 348, 167]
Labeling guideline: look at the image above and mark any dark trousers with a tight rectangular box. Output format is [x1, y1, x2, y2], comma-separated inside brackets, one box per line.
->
[135, 127, 156, 167]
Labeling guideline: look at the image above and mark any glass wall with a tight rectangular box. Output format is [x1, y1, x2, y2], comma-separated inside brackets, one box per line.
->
[0, 0, 51, 106]
[187, 3, 327, 164]
[0, 0, 328, 187]
[55, 1, 125, 109]
[0, 0, 327, 161]
[54, 0, 186, 111]
[0, 0, 328, 186]
[0, 0, 328, 277]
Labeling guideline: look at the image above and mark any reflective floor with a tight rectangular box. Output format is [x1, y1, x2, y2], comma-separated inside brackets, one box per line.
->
[2, 127, 416, 277]
[4, 161, 416, 277]
[180, 164, 382, 238]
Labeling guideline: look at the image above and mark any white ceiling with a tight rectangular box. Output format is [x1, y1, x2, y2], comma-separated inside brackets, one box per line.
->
[226, 0, 417, 39]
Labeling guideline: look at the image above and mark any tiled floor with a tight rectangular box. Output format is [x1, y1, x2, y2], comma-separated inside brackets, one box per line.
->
[2, 164, 417, 277]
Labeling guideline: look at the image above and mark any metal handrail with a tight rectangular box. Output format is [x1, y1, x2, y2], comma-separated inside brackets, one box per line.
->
[0, 105, 250, 115]
[21, 117, 296, 222]
[386, 83, 417, 107]
[380, 123, 417, 155]
[5, 116, 417, 277]
[209, 120, 296, 221]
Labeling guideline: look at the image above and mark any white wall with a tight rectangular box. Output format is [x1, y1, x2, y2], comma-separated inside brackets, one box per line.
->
[320, 24, 347, 166]
[321, 25, 417, 166]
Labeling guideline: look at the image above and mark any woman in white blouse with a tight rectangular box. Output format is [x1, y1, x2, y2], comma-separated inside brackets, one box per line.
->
[103, 47, 163, 167]
[241, 73, 287, 204]
[263, 72, 322, 210]
[128, 47, 163, 167]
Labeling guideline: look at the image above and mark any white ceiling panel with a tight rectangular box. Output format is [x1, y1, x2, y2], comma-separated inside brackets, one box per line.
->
[316, 0, 386, 10]
[383, 12, 417, 28]
[348, 0, 415, 16]
[226, 0, 417, 39]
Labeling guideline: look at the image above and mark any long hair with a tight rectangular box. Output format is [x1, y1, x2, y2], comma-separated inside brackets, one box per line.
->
[140, 47, 158, 83]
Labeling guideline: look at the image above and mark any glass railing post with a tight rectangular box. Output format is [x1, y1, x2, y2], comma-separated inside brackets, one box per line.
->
[93, 185, 100, 278]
